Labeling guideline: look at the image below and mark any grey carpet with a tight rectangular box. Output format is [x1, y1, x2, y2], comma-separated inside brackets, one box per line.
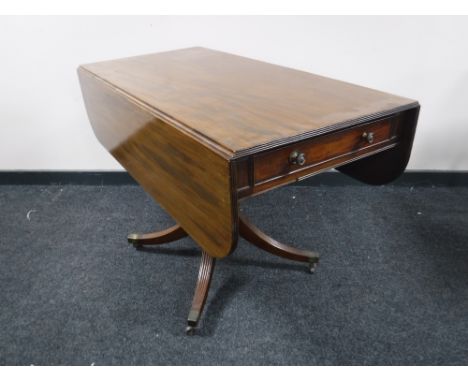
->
[0, 183, 467, 365]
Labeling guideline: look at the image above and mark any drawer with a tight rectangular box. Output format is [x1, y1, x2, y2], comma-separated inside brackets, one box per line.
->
[253, 118, 397, 184]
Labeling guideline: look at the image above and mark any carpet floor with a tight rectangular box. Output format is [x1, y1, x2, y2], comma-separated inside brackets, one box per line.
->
[0, 183, 467, 365]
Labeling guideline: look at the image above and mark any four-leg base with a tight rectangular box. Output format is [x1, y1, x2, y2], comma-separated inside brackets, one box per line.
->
[128, 212, 320, 334]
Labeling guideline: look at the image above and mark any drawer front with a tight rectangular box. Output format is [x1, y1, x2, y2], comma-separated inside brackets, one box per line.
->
[254, 118, 397, 184]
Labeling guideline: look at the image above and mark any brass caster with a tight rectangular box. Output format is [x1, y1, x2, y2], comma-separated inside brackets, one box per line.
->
[127, 235, 143, 249]
[309, 261, 318, 274]
[185, 326, 196, 336]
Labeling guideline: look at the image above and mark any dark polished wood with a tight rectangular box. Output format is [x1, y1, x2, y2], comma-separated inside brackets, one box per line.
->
[80, 47, 417, 157]
[127, 224, 187, 247]
[78, 47, 419, 334]
[186, 251, 215, 335]
[78, 68, 237, 259]
[253, 118, 395, 184]
[126, 215, 320, 272]
[239, 214, 319, 273]
[337, 106, 420, 184]
[233, 109, 420, 199]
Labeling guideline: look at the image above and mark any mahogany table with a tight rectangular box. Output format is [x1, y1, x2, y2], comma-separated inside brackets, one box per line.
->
[78, 47, 419, 334]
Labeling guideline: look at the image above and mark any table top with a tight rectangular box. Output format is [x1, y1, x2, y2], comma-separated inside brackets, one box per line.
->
[81, 47, 417, 158]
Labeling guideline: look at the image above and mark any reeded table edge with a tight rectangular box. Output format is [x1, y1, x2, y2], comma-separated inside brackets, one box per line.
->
[231, 102, 420, 159]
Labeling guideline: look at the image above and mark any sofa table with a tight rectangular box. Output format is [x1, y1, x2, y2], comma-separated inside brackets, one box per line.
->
[78, 47, 419, 334]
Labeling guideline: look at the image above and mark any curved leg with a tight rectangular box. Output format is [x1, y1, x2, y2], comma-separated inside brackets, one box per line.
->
[186, 250, 215, 335]
[127, 224, 187, 248]
[239, 213, 319, 273]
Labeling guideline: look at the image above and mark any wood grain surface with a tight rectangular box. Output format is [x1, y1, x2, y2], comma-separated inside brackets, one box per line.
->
[80, 47, 418, 157]
[253, 118, 395, 183]
[337, 106, 420, 185]
[78, 68, 237, 258]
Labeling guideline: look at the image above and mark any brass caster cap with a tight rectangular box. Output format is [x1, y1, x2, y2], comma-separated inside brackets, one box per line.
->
[308, 262, 318, 274]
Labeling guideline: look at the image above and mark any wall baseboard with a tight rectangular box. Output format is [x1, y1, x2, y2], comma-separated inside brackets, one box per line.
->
[1, 171, 468, 187]
[0, 171, 133, 186]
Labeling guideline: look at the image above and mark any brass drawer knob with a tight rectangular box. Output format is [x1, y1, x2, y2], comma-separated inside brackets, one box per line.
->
[362, 131, 374, 144]
[289, 150, 306, 166]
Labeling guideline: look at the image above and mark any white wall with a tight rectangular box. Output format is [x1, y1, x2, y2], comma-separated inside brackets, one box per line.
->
[1, 16, 467, 170]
